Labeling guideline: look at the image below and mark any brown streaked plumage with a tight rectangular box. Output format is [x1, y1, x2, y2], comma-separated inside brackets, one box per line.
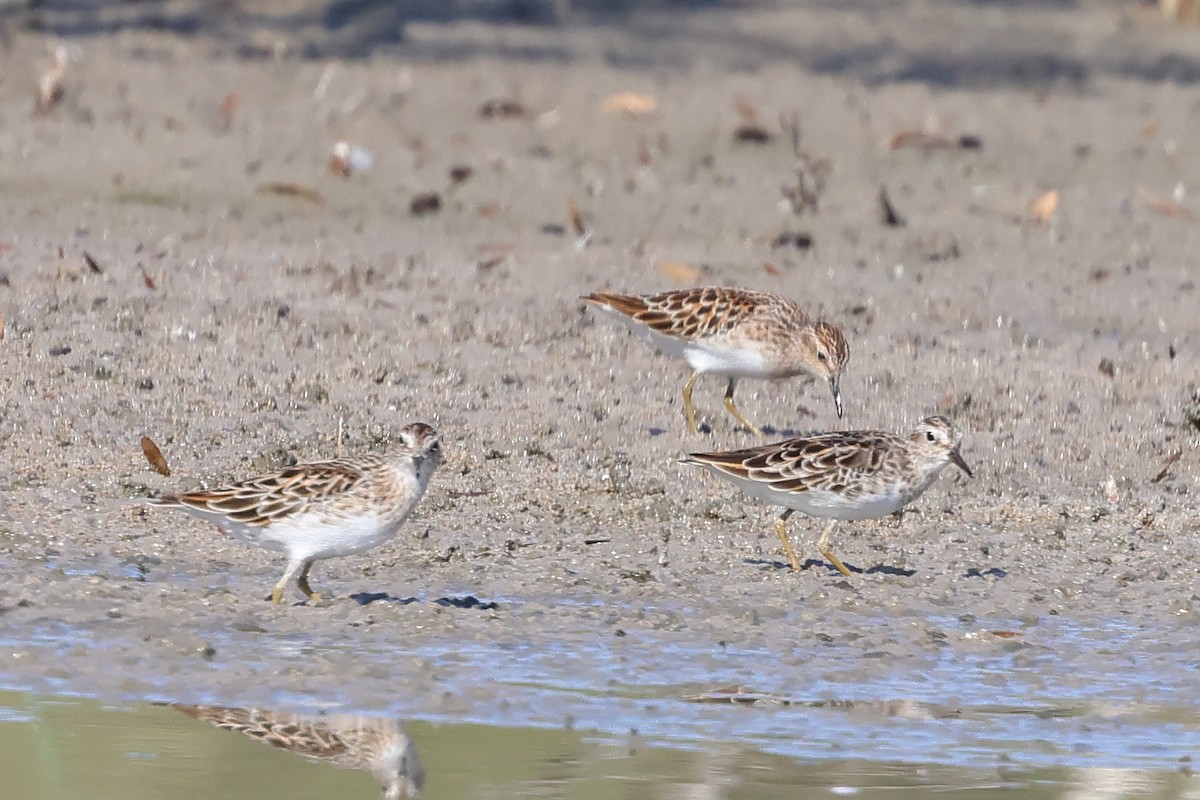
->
[150, 422, 442, 605]
[581, 287, 849, 434]
[172, 705, 424, 799]
[682, 416, 971, 575]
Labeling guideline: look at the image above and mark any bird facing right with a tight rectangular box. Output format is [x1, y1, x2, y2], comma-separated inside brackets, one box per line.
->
[681, 416, 972, 575]
[580, 286, 849, 435]
[172, 705, 424, 799]
[149, 422, 442, 605]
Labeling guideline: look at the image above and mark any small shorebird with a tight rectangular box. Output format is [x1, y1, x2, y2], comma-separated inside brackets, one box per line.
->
[173, 705, 424, 799]
[581, 286, 849, 435]
[681, 416, 971, 575]
[151, 422, 442, 604]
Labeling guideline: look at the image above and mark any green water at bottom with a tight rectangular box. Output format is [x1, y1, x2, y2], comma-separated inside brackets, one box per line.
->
[0, 691, 1193, 800]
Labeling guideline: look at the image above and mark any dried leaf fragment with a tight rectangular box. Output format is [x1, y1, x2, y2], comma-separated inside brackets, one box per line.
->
[886, 129, 956, 151]
[600, 92, 657, 115]
[139, 265, 157, 290]
[566, 200, 587, 237]
[256, 182, 326, 204]
[657, 260, 700, 284]
[734, 125, 772, 143]
[1151, 451, 1182, 483]
[0, 306, 5, 342]
[479, 99, 527, 119]
[410, 192, 441, 215]
[141, 436, 171, 476]
[878, 185, 904, 227]
[477, 255, 506, 272]
[218, 91, 241, 132]
[1029, 189, 1059, 224]
[83, 251, 103, 274]
[1137, 187, 1198, 221]
[771, 231, 813, 250]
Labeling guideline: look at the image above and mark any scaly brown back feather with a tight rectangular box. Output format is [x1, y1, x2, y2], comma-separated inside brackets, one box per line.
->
[154, 456, 384, 527]
[583, 287, 809, 341]
[685, 430, 905, 498]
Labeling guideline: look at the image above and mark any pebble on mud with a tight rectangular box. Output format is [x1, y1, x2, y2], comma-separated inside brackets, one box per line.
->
[410, 192, 441, 215]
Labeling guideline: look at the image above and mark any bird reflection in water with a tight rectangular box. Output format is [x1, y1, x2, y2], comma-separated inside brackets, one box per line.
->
[172, 705, 424, 799]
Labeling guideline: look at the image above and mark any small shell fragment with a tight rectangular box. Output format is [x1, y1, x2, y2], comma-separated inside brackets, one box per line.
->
[600, 92, 657, 115]
[36, 44, 70, 115]
[1029, 189, 1059, 224]
[329, 140, 373, 177]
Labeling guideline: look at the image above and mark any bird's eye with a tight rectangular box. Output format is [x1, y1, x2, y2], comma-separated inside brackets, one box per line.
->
[817, 351, 828, 363]
[926, 431, 936, 442]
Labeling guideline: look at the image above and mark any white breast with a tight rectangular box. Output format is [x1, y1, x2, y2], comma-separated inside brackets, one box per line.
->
[682, 340, 770, 379]
[246, 509, 406, 562]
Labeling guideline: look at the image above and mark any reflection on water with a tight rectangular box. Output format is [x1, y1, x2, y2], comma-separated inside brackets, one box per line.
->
[1, 691, 1198, 799]
[171, 705, 423, 799]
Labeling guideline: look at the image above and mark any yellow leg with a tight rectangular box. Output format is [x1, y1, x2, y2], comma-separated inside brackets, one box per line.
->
[774, 510, 802, 572]
[816, 522, 852, 577]
[683, 372, 701, 434]
[724, 379, 764, 436]
[297, 562, 323, 605]
[271, 559, 321, 605]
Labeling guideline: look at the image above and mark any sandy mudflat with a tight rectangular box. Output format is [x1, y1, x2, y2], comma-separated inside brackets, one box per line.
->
[0, 0, 1198, 747]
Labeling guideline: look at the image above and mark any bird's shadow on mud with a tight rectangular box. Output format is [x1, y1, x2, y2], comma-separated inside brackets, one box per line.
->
[759, 425, 815, 439]
[964, 567, 1007, 579]
[746, 559, 1008, 580]
[746, 558, 917, 577]
[349, 591, 500, 609]
[667, 424, 811, 440]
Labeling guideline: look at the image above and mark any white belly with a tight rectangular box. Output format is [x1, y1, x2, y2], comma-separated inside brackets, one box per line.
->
[221, 509, 404, 562]
[593, 304, 771, 378]
[683, 340, 771, 379]
[711, 466, 946, 521]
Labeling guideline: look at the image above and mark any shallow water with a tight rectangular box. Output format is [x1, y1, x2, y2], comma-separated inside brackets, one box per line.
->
[3, 602, 1199, 798]
[2, 690, 1197, 800]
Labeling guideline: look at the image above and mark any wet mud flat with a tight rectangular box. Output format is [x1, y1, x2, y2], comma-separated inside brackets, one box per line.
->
[1, 0, 1199, 786]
